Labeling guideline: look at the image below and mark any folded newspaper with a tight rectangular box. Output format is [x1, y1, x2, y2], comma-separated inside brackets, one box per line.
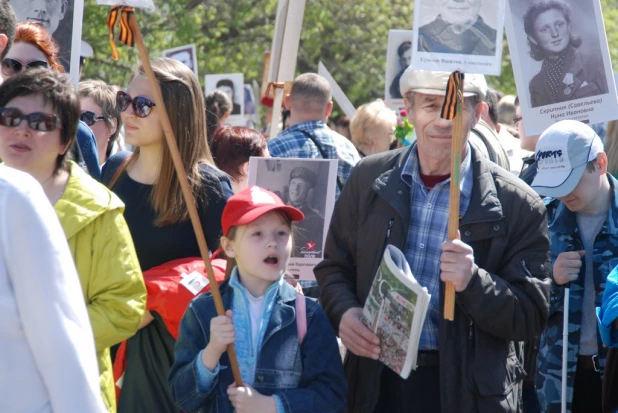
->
[362, 245, 431, 379]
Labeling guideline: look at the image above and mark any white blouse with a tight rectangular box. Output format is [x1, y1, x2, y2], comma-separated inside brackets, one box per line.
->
[0, 165, 105, 413]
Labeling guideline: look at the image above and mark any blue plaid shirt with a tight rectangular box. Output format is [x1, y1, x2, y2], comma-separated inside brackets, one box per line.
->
[268, 120, 360, 199]
[401, 144, 473, 350]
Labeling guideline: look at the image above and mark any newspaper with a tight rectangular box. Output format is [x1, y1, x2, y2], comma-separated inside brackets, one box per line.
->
[362, 245, 430, 379]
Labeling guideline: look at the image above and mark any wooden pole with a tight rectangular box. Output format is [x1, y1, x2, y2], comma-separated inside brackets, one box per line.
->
[444, 78, 465, 322]
[128, 12, 243, 386]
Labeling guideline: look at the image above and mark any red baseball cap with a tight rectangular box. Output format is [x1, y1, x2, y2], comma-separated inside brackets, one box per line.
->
[222, 186, 304, 236]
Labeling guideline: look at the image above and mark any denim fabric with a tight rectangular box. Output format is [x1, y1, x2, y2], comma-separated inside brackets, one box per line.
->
[168, 273, 346, 413]
[76, 121, 101, 180]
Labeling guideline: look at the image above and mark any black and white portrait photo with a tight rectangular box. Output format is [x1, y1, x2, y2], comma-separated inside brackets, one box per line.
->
[247, 157, 338, 281]
[412, 0, 506, 75]
[384, 30, 413, 106]
[205, 73, 245, 126]
[505, 0, 618, 136]
[9, 0, 83, 75]
[162, 44, 198, 78]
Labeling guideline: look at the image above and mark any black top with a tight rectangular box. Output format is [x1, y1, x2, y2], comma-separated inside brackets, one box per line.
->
[108, 162, 232, 271]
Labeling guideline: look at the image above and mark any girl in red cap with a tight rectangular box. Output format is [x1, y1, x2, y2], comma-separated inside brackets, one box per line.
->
[168, 186, 347, 413]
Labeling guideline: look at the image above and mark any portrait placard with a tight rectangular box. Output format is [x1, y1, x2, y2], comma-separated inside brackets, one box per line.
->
[10, 0, 85, 84]
[204, 73, 245, 126]
[385, 30, 413, 111]
[247, 157, 338, 282]
[162, 44, 198, 78]
[411, 0, 506, 76]
[505, 0, 618, 136]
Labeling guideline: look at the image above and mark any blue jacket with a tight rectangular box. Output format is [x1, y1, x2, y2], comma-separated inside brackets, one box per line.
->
[536, 174, 618, 412]
[168, 273, 346, 413]
[598, 267, 618, 347]
[76, 121, 101, 180]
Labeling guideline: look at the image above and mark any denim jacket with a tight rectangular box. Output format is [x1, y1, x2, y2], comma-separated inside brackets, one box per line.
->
[168, 270, 347, 413]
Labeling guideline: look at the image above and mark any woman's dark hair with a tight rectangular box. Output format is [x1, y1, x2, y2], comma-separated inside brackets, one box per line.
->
[205, 89, 232, 142]
[210, 126, 268, 182]
[523, 0, 581, 61]
[0, 68, 79, 172]
[0, 0, 16, 60]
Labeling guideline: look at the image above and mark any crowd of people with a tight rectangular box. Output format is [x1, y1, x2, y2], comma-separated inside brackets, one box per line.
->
[1, 1, 618, 413]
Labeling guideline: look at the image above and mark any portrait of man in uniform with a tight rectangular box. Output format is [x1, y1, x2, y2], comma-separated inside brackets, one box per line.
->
[286, 166, 325, 258]
[417, 0, 497, 56]
[162, 44, 198, 77]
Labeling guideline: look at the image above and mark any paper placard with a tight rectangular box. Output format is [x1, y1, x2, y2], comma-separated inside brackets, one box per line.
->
[318, 62, 356, 119]
[96, 0, 155, 10]
[505, 0, 618, 136]
[162, 44, 198, 78]
[247, 157, 338, 282]
[411, 0, 506, 76]
[205, 73, 245, 126]
[385, 30, 413, 111]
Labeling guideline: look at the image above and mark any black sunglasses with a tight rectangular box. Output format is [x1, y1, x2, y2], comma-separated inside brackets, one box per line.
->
[116, 91, 156, 118]
[0, 107, 59, 131]
[1, 58, 49, 77]
[80, 111, 106, 126]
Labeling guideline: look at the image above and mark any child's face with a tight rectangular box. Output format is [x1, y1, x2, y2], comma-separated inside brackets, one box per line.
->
[224, 211, 293, 294]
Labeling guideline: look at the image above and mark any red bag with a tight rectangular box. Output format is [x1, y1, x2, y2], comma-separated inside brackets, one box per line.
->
[113, 253, 226, 401]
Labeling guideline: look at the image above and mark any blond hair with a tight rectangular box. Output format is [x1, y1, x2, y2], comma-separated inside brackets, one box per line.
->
[350, 99, 397, 149]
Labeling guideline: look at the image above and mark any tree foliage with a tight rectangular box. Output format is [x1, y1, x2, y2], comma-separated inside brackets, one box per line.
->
[81, 0, 617, 113]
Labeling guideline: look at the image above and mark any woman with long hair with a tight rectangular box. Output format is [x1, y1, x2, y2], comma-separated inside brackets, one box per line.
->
[102, 58, 232, 412]
[0, 68, 146, 413]
[523, 0, 608, 108]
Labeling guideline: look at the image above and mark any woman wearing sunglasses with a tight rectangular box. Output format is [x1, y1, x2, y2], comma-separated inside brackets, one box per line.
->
[0, 68, 147, 413]
[78, 79, 124, 165]
[0, 22, 62, 80]
[102, 58, 232, 413]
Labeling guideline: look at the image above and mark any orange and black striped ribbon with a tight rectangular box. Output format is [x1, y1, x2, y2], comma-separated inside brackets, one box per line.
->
[106, 6, 136, 61]
[440, 71, 464, 120]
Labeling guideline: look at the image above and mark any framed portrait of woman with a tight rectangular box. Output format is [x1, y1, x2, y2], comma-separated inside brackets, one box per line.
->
[505, 0, 618, 136]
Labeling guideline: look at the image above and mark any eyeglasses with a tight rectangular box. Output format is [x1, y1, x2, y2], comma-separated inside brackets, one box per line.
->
[1, 58, 49, 77]
[80, 111, 106, 126]
[116, 91, 156, 118]
[513, 116, 523, 127]
[0, 107, 59, 131]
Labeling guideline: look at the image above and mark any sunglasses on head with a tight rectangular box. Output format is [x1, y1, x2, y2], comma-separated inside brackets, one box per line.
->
[80, 111, 106, 126]
[0, 107, 59, 132]
[116, 91, 156, 118]
[1, 58, 49, 77]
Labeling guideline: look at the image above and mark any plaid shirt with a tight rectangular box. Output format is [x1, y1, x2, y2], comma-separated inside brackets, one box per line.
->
[400, 144, 473, 350]
[268, 120, 360, 199]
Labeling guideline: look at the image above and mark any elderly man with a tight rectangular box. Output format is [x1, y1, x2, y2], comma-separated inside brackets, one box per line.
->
[315, 68, 551, 413]
[287, 166, 325, 258]
[268, 73, 360, 199]
[418, 0, 496, 56]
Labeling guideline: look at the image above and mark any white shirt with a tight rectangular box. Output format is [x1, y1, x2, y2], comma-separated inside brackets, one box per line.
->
[0, 166, 105, 413]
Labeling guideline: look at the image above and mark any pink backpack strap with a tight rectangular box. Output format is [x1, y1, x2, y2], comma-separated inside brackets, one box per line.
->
[295, 294, 307, 345]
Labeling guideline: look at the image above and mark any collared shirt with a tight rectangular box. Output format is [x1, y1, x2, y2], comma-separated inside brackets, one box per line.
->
[268, 120, 361, 199]
[400, 144, 473, 350]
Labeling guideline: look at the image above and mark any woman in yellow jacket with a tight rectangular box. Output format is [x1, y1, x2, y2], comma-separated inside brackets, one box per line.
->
[0, 70, 146, 411]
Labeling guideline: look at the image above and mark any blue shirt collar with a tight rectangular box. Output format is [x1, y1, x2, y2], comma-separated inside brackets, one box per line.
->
[228, 266, 296, 303]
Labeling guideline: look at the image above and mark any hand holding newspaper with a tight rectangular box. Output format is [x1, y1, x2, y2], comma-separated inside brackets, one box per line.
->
[361, 245, 431, 379]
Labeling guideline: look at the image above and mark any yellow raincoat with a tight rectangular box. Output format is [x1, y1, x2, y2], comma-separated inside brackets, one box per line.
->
[54, 161, 146, 412]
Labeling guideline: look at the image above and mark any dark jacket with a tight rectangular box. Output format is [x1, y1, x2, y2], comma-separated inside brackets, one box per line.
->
[529, 46, 608, 108]
[315, 145, 551, 413]
[168, 280, 347, 413]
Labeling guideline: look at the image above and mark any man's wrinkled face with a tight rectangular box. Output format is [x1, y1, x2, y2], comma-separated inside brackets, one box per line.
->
[440, 0, 482, 26]
[10, 0, 68, 34]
